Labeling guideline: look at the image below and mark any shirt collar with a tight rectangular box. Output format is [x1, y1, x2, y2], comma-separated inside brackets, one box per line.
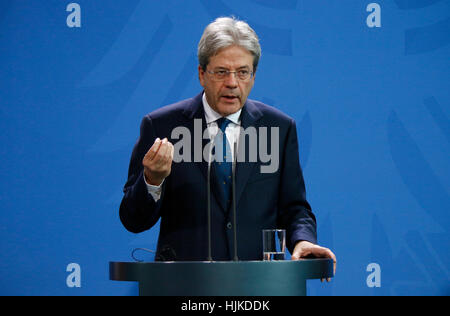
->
[202, 93, 241, 125]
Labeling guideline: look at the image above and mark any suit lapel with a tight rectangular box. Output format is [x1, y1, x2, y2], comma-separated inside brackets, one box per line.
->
[182, 92, 227, 212]
[235, 100, 263, 208]
[182, 92, 207, 178]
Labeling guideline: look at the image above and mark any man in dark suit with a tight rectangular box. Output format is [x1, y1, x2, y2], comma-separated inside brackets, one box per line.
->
[119, 17, 336, 272]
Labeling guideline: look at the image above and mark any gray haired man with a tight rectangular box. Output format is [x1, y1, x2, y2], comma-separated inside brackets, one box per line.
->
[120, 17, 336, 276]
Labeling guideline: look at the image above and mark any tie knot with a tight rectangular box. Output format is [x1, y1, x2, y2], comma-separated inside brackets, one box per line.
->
[216, 117, 231, 133]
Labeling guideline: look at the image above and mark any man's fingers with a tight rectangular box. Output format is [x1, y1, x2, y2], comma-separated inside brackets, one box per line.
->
[143, 138, 174, 168]
[291, 245, 315, 260]
[142, 138, 174, 186]
[293, 245, 337, 274]
[317, 247, 336, 277]
[320, 247, 337, 275]
[152, 139, 167, 164]
[317, 247, 337, 276]
[161, 140, 174, 164]
[293, 242, 337, 282]
[153, 138, 174, 166]
[169, 141, 174, 160]
[291, 248, 307, 261]
[314, 246, 332, 258]
[146, 138, 162, 161]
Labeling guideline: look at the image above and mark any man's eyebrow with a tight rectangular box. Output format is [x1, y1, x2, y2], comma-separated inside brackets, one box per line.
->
[213, 66, 251, 70]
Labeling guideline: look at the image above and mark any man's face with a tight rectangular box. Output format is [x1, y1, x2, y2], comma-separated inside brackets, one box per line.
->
[199, 45, 255, 116]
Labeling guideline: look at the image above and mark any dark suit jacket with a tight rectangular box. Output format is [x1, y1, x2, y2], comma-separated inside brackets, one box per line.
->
[119, 92, 317, 261]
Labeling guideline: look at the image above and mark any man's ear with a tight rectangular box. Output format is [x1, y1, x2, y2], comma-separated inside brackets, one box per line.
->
[198, 65, 205, 87]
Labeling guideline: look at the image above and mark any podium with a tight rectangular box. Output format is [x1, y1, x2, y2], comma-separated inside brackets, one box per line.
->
[109, 259, 333, 296]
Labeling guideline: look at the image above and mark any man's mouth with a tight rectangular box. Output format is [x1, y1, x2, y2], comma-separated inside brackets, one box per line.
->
[221, 95, 239, 101]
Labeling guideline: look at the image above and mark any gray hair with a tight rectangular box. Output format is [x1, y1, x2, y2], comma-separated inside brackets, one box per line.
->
[198, 17, 261, 72]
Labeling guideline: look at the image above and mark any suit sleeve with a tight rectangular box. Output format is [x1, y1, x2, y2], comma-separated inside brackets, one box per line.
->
[277, 119, 317, 253]
[119, 115, 163, 233]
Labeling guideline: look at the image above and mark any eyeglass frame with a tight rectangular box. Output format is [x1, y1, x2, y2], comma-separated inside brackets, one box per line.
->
[205, 68, 254, 82]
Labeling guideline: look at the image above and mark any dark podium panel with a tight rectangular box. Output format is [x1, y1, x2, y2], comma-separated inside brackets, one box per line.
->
[109, 259, 333, 296]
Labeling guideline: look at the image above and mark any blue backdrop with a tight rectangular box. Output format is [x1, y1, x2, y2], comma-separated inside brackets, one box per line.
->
[1, 0, 449, 296]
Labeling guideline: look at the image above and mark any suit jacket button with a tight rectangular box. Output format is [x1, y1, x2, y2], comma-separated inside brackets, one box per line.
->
[227, 222, 232, 229]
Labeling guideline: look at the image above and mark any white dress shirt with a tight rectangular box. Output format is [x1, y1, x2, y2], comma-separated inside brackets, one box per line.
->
[145, 93, 242, 201]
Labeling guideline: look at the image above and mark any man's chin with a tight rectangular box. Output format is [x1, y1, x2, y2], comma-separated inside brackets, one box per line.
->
[217, 102, 242, 116]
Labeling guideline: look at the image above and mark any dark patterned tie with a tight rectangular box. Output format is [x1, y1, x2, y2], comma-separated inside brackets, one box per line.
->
[213, 117, 232, 209]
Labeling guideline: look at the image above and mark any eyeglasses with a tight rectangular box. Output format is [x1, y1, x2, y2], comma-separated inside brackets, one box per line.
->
[206, 69, 254, 82]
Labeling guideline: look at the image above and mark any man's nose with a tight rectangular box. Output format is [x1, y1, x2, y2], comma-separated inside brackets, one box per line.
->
[224, 72, 238, 87]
